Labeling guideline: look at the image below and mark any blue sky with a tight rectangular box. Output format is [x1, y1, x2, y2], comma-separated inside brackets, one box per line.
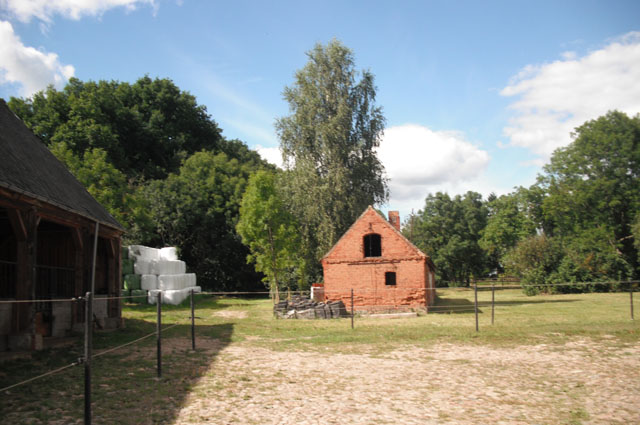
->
[1, 0, 639, 218]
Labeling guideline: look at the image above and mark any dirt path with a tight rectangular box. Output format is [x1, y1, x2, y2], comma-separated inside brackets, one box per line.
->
[172, 339, 639, 424]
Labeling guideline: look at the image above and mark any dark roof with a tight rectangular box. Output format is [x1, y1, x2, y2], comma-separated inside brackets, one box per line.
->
[0, 99, 123, 230]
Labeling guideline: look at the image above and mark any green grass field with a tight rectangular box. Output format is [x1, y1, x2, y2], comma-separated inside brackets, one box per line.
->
[0, 289, 638, 424]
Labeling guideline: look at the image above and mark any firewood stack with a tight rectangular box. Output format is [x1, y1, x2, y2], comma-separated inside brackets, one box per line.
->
[273, 296, 347, 319]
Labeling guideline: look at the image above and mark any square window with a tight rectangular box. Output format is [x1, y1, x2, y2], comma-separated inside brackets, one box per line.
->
[385, 272, 396, 286]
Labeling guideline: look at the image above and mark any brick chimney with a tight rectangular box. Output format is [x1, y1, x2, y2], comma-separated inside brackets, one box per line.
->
[388, 211, 400, 231]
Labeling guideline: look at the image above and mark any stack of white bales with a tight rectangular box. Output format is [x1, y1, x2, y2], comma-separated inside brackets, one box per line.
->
[128, 245, 200, 305]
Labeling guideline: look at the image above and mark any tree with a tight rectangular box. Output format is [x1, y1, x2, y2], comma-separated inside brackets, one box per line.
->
[8, 76, 225, 181]
[275, 39, 388, 282]
[236, 171, 303, 300]
[503, 234, 563, 295]
[537, 110, 640, 279]
[479, 189, 537, 270]
[143, 151, 264, 291]
[49, 141, 153, 242]
[408, 192, 488, 285]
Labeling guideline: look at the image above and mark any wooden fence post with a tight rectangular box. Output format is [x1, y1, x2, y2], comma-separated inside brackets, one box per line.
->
[474, 283, 479, 332]
[351, 289, 354, 330]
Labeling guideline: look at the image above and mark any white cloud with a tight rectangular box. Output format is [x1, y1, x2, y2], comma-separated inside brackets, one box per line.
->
[501, 31, 640, 160]
[1, 0, 157, 23]
[0, 20, 74, 96]
[377, 124, 491, 211]
[255, 145, 283, 168]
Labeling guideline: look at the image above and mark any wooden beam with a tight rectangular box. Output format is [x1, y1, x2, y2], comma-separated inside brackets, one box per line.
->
[71, 226, 83, 250]
[6, 208, 27, 241]
[108, 238, 117, 259]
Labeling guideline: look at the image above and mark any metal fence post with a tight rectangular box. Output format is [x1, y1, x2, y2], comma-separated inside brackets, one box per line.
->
[156, 291, 162, 379]
[190, 289, 195, 350]
[84, 292, 92, 425]
[474, 283, 479, 332]
[351, 288, 354, 330]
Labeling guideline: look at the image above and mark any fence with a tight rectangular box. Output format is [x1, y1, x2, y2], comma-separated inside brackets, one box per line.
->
[294, 280, 639, 331]
[0, 281, 637, 424]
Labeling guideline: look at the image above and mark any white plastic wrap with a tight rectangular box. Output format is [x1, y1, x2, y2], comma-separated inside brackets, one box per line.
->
[134, 259, 152, 275]
[159, 247, 178, 261]
[158, 273, 196, 290]
[147, 289, 162, 304]
[163, 289, 189, 305]
[150, 260, 186, 276]
[128, 245, 159, 261]
[141, 274, 158, 290]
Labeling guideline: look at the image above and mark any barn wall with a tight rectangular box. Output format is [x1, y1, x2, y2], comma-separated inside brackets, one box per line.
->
[0, 196, 123, 350]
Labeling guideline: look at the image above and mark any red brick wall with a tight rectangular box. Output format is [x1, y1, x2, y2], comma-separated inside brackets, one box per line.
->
[322, 207, 434, 311]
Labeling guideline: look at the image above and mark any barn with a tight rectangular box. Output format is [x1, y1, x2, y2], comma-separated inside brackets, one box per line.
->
[0, 100, 124, 351]
[321, 206, 436, 312]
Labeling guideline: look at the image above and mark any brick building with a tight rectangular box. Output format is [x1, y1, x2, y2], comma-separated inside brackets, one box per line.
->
[321, 206, 436, 312]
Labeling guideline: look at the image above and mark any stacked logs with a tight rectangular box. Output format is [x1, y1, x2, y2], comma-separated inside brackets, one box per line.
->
[274, 296, 347, 319]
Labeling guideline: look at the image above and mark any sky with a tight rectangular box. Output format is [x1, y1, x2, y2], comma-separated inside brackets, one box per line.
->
[1, 0, 639, 220]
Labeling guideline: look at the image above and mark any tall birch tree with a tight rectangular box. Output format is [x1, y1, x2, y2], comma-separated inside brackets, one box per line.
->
[275, 39, 388, 281]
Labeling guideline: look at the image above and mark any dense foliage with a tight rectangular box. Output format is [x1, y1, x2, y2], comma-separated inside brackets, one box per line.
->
[9, 77, 224, 181]
[142, 151, 266, 291]
[275, 39, 388, 282]
[406, 110, 640, 293]
[405, 192, 487, 285]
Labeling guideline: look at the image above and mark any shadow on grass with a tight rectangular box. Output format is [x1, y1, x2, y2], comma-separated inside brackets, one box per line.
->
[479, 298, 581, 307]
[0, 317, 234, 425]
[429, 296, 581, 315]
[430, 298, 481, 314]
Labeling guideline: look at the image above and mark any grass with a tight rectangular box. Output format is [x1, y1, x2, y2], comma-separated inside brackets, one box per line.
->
[0, 288, 637, 424]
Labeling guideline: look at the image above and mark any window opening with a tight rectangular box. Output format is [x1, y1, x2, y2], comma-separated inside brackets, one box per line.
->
[363, 233, 381, 257]
[385, 272, 396, 286]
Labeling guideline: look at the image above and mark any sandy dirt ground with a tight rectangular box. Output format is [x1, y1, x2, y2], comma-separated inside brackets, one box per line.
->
[172, 338, 639, 425]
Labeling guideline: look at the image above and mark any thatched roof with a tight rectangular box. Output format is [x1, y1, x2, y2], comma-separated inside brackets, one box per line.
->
[0, 99, 123, 230]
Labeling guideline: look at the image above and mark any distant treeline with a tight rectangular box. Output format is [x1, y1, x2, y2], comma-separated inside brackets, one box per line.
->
[403, 111, 640, 294]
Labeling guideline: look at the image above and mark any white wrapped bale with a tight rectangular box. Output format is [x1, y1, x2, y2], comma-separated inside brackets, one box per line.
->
[163, 289, 189, 305]
[158, 273, 195, 290]
[128, 245, 159, 261]
[148, 289, 162, 304]
[159, 247, 178, 261]
[134, 259, 152, 275]
[150, 260, 186, 276]
[141, 274, 158, 290]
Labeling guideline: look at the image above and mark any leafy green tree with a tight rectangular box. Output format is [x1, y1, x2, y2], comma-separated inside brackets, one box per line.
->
[551, 227, 633, 289]
[537, 110, 640, 280]
[480, 189, 537, 270]
[143, 151, 264, 291]
[633, 215, 640, 263]
[236, 171, 303, 300]
[8, 76, 225, 181]
[49, 141, 153, 241]
[408, 192, 488, 285]
[275, 39, 388, 282]
[503, 234, 564, 295]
